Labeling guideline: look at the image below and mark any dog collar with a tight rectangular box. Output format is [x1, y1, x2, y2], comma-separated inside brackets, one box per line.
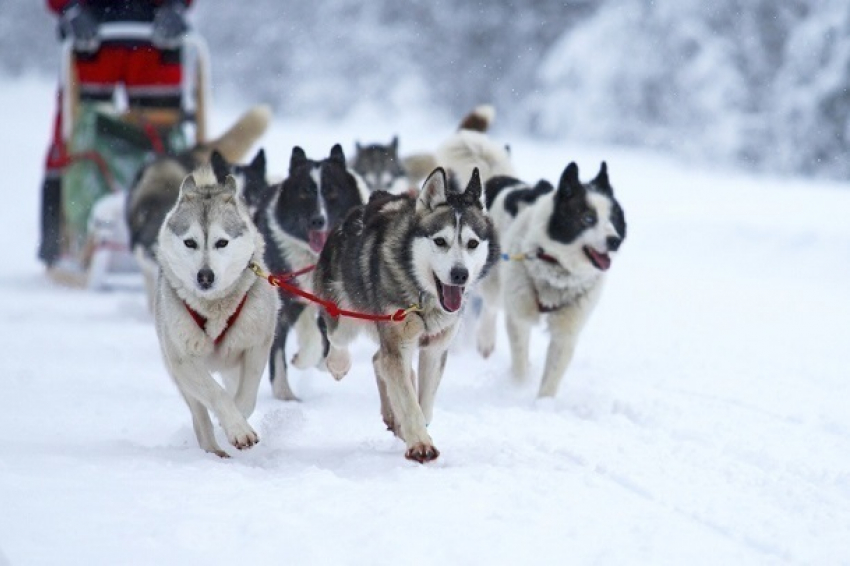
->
[535, 248, 560, 265]
[184, 294, 249, 346]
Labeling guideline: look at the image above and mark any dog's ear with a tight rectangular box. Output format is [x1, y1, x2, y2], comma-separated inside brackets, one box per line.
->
[179, 174, 199, 200]
[210, 150, 230, 184]
[290, 146, 308, 174]
[221, 175, 238, 202]
[463, 167, 483, 208]
[390, 136, 399, 156]
[329, 144, 346, 166]
[355, 141, 363, 153]
[557, 162, 581, 198]
[417, 167, 449, 212]
[250, 148, 266, 175]
[592, 161, 612, 195]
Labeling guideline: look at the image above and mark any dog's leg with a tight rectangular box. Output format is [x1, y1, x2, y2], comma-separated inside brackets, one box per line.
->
[270, 306, 298, 401]
[505, 311, 532, 382]
[476, 274, 500, 358]
[172, 359, 259, 450]
[180, 392, 227, 457]
[291, 304, 324, 369]
[418, 347, 448, 426]
[325, 317, 358, 381]
[374, 352, 397, 435]
[476, 302, 498, 358]
[538, 290, 600, 398]
[234, 342, 270, 418]
[375, 327, 438, 463]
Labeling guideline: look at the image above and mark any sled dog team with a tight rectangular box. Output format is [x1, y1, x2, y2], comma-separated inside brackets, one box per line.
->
[146, 105, 628, 462]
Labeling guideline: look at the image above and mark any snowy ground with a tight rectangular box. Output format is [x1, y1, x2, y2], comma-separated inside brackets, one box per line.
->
[1, 76, 849, 565]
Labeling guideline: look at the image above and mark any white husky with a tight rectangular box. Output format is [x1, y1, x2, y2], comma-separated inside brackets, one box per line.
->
[154, 166, 279, 456]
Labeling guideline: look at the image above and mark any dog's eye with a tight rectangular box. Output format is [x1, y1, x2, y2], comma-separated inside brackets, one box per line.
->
[215, 239, 229, 249]
[184, 239, 197, 249]
[467, 239, 480, 250]
[433, 237, 448, 248]
[581, 212, 597, 227]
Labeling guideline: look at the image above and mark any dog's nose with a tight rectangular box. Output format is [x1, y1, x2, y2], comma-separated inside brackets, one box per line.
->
[606, 236, 622, 252]
[449, 267, 469, 286]
[309, 215, 326, 230]
[197, 268, 215, 290]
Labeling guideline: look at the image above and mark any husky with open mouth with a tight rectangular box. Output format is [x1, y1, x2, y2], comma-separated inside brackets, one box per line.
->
[255, 144, 368, 400]
[476, 161, 627, 399]
[313, 167, 499, 462]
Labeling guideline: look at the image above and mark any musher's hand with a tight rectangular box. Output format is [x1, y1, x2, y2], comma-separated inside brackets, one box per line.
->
[60, 3, 100, 52]
[152, 1, 188, 49]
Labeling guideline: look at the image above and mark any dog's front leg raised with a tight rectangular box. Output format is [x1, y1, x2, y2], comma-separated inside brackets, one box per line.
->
[170, 357, 259, 451]
[375, 327, 437, 463]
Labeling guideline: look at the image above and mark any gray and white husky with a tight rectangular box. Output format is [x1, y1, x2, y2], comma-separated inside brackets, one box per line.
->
[313, 167, 499, 463]
[476, 162, 627, 399]
[154, 166, 279, 456]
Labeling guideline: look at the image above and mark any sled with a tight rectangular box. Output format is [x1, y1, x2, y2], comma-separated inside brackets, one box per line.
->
[48, 22, 212, 290]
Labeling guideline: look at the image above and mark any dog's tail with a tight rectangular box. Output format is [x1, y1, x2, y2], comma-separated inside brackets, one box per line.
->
[436, 104, 513, 187]
[457, 104, 496, 133]
[200, 105, 273, 163]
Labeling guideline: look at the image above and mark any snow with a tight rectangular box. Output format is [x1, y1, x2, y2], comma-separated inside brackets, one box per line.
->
[2, 76, 850, 565]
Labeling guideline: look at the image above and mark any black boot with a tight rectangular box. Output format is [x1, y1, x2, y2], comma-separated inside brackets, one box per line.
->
[38, 175, 63, 266]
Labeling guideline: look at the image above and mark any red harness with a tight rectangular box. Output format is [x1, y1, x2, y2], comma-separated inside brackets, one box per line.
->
[184, 294, 249, 346]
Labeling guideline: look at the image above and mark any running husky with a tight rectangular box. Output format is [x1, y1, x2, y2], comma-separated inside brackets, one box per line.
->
[127, 105, 271, 310]
[476, 162, 627, 399]
[256, 144, 368, 401]
[314, 167, 499, 462]
[154, 166, 278, 456]
[351, 136, 412, 195]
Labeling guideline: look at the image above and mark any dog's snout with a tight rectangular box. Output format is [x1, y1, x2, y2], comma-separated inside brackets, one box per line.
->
[606, 236, 622, 252]
[197, 268, 215, 290]
[309, 215, 326, 230]
[450, 267, 469, 286]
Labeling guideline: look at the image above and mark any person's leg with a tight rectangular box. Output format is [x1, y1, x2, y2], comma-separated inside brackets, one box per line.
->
[38, 89, 67, 266]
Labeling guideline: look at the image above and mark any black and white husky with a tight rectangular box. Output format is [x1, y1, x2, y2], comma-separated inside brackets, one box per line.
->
[476, 162, 627, 399]
[255, 144, 368, 401]
[313, 167, 499, 463]
[154, 166, 279, 456]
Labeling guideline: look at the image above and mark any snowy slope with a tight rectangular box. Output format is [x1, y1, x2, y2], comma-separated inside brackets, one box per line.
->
[1, 77, 849, 566]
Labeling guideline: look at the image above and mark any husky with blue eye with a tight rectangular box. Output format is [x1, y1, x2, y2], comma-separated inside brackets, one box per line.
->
[476, 162, 627, 399]
[154, 166, 279, 457]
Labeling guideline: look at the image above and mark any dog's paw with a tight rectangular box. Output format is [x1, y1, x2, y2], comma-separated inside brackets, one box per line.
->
[405, 442, 440, 464]
[476, 328, 495, 359]
[271, 377, 300, 402]
[291, 344, 323, 370]
[326, 348, 351, 381]
[225, 422, 259, 450]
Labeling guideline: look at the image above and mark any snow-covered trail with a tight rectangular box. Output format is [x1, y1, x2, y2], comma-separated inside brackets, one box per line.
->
[1, 77, 849, 565]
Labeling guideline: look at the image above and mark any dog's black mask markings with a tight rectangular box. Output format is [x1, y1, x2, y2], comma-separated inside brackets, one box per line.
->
[548, 161, 626, 246]
[275, 145, 363, 246]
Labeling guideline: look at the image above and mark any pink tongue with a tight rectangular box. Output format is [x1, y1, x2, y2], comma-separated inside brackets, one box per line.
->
[589, 249, 611, 271]
[309, 230, 328, 253]
[441, 284, 463, 312]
